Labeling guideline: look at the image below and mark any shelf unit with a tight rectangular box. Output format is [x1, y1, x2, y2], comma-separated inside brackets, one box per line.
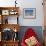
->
[0, 7, 20, 46]
[0, 7, 19, 24]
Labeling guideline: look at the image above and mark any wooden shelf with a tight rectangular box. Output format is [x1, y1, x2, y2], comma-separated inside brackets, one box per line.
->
[2, 40, 19, 42]
[0, 24, 20, 32]
[0, 7, 20, 46]
[0, 7, 19, 12]
[0, 40, 19, 46]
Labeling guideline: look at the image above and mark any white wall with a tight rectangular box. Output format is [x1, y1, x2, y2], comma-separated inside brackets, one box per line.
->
[0, 0, 44, 26]
[18, 0, 44, 26]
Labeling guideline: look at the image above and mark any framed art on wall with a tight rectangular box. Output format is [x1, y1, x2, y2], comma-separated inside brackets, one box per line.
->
[23, 8, 36, 19]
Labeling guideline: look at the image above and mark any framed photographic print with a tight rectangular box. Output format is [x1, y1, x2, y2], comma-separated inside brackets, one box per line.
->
[23, 8, 36, 19]
[2, 10, 9, 15]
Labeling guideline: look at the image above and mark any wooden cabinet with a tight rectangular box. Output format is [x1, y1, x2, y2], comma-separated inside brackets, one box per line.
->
[0, 7, 20, 46]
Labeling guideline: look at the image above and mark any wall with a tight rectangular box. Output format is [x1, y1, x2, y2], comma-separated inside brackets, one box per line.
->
[0, 0, 44, 26]
[18, 0, 44, 26]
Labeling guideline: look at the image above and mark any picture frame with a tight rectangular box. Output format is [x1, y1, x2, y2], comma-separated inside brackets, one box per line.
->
[2, 10, 9, 15]
[23, 8, 36, 19]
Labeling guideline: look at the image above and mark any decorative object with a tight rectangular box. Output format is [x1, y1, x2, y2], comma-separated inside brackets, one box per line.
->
[9, 10, 18, 15]
[14, 28, 17, 32]
[2, 10, 9, 15]
[23, 8, 36, 19]
[21, 28, 41, 46]
[13, 32, 18, 41]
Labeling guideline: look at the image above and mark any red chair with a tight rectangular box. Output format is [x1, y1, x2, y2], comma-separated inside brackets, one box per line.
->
[21, 28, 41, 46]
